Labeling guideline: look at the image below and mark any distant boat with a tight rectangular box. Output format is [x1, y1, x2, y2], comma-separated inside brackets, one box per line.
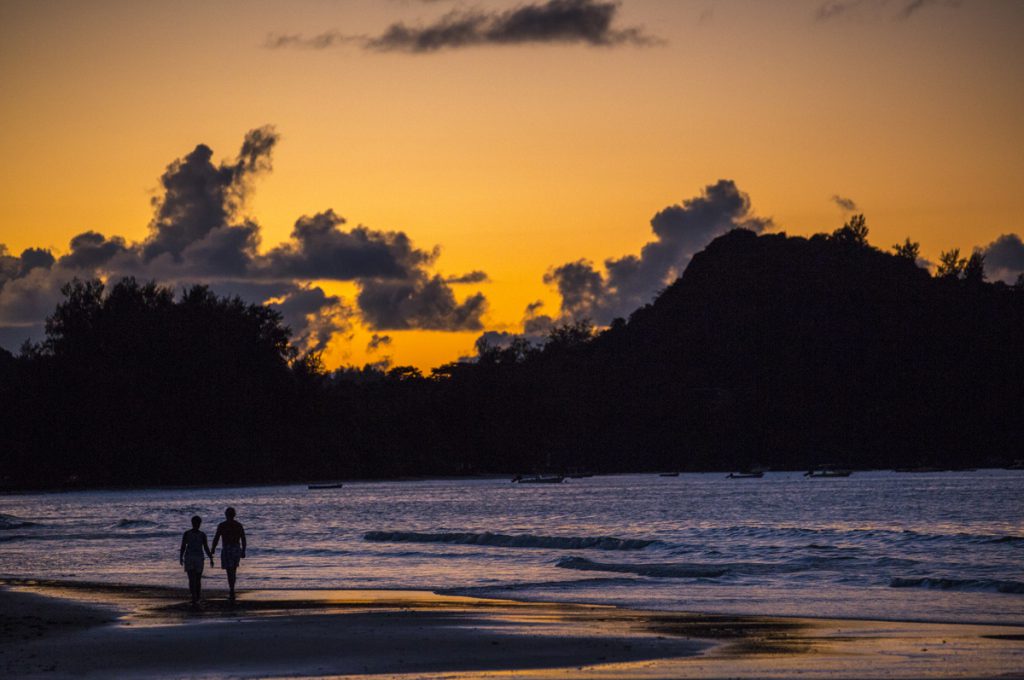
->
[727, 471, 764, 479]
[512, 475, 565, 484]
[804, 466, 852, 478]
[307, 483, 344, 490]
[659, 472, 680, 477]
[893, 467, 945, 473]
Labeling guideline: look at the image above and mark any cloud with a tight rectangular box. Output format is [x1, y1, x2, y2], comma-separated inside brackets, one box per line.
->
[142, 126, 277, 263]
[367, 333, 392, 353]
[265, 31, 366, 50]
[57, 232, 135, 271]
[831, 194, 858, 212]
[981, 233, 1024, 284]
[270, 285, 354, 355]
[268, 0, 659, 54]
[357, 273, 487, 331]
[0, 127, 488, 354]
[260, 210, 434, 281]
[815, 0, 960, 22]
[544, 179, 771, 324]
[445, 270, 489, 284]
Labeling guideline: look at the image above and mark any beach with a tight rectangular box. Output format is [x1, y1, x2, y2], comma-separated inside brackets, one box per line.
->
[3, 581, 1023, 679]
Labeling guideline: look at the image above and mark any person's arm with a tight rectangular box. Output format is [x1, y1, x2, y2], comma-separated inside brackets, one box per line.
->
[240, 526, 247, 558]
[179, 532, 187, 565]
[211, 525, 221, 554]
[204, 534, 214, 565]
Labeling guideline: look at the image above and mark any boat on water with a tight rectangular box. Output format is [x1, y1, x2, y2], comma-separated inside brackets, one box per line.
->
[659, 472, 680, 477]
[307, 483, 344, 490]
[804, 466, 852, 478]
[727, 471, 764, 479]
[511, 475, 566, 484]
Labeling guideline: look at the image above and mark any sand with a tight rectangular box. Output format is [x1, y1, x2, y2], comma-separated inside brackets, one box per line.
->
[1, 581, 1022, 679]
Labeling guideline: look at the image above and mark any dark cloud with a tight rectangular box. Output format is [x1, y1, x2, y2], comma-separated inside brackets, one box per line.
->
[0, 127, 489, 354]
[367, 333, 392, 353]
[17, 248, 55, 277]
[265, 31, 366, 49]
[142, 126, 278, 262]
[260, 210, 434, 281]
[57, 232, 134, 270]
[981, 233, 1024, 284]
[357, 274, 486, 331]
[270, 285, 354, 355]
[269, 0, 659, 54]
[445, 270, 489, 284]
[815, 0, 959, 22]
[544, 179, 771, 324]
[522, 300, 554, 335]
[831, 194, 858, 212]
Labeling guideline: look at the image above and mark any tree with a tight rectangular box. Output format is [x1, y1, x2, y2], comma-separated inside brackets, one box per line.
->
[936, 249, 967, 279]
[544, 319, 595, 352]
[964, 251, 986, 284]
[892, 238, 920, 262]
[831, 214, 869, 247]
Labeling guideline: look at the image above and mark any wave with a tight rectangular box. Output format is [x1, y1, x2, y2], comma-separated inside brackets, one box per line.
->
[984, 535, 1024, 544]
[0, 530, 175, 543]
[686, 525, 1022, 546]
[556, 556, 728, 579]
[555, 554, 864, 579]
[113, 519, 159, 529]
[364, 531, 655, 551]
[889, 577, 1024, 594]
[0, 513, 39, 530]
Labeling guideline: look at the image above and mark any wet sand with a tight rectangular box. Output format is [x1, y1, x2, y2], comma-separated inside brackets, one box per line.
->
[1, 581, 1022, 678]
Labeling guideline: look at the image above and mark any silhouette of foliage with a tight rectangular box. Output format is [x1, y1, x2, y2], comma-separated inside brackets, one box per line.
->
[1, 224, 1022, 490]
[831, 214, 869, 247]
[892, 238, 920, 262]
[937, 248, 967, 278]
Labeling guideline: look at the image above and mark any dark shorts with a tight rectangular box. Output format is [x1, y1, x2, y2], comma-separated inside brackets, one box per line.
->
[220, 545, 242, 570]
[183, 554, 205, 574]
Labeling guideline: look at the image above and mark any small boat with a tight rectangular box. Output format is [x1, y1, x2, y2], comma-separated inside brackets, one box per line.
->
[804, 466, 852, 478]
[659, 472, 680, 477]
[307, 483, 344, 490]
[512, 475, 565, 484]
[727, 471, 764, 479]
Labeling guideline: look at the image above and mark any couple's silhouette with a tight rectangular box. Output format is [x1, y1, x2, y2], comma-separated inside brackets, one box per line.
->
[178, 507, 247, 606]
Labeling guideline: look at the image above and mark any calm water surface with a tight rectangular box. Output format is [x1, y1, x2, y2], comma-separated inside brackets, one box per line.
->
[2, 471, 1021, 623]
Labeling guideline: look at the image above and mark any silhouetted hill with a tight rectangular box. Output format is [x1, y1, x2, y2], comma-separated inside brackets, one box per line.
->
[588, 229, 1023, 470]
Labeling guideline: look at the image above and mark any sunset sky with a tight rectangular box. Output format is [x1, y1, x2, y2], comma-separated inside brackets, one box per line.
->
[2, 0, 1022, 370]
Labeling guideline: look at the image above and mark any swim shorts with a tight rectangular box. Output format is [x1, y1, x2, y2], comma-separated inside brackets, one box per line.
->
[220, 545, 242, 570]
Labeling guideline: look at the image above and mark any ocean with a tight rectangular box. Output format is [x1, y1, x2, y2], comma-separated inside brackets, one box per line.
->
[1, 471, 1021, 624]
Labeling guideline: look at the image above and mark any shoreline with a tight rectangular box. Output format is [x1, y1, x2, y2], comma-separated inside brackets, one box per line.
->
[3, 581, 1023, 678]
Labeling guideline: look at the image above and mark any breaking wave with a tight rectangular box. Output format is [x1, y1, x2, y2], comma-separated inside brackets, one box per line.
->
[113, 519, 159, 529]
[889, 577, 1024, 594]
[555, 556, 728, 578]
[0, 513, 39, 530]
[364, 531, 655, 551]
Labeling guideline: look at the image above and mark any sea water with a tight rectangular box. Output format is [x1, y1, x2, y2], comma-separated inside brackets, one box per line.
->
[1, 471, 1021, 624]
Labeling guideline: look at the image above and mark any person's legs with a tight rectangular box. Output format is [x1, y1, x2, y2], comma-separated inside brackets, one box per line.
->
[195, 573, 203, 601]
[187, 571, 198, 603]
[227, 568, 237, 597]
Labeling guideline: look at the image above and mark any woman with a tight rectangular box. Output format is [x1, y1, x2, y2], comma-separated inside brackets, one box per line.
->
[179, 515, 214, 606]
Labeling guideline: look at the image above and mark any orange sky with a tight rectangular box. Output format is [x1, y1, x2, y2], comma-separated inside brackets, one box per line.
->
[2, 0, 1022, 369]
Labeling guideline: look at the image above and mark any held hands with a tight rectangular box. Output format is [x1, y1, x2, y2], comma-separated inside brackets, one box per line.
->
[241, 550, 246, 559]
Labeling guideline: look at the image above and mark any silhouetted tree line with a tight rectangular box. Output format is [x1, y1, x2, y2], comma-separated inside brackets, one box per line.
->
[1, 217, 1022, 488]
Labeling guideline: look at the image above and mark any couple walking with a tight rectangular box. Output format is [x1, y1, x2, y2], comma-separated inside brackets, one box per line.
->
[178, 506, 247, 606]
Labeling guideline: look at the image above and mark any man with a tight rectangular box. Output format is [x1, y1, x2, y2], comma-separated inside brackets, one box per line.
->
[211, 506, 247, 600]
